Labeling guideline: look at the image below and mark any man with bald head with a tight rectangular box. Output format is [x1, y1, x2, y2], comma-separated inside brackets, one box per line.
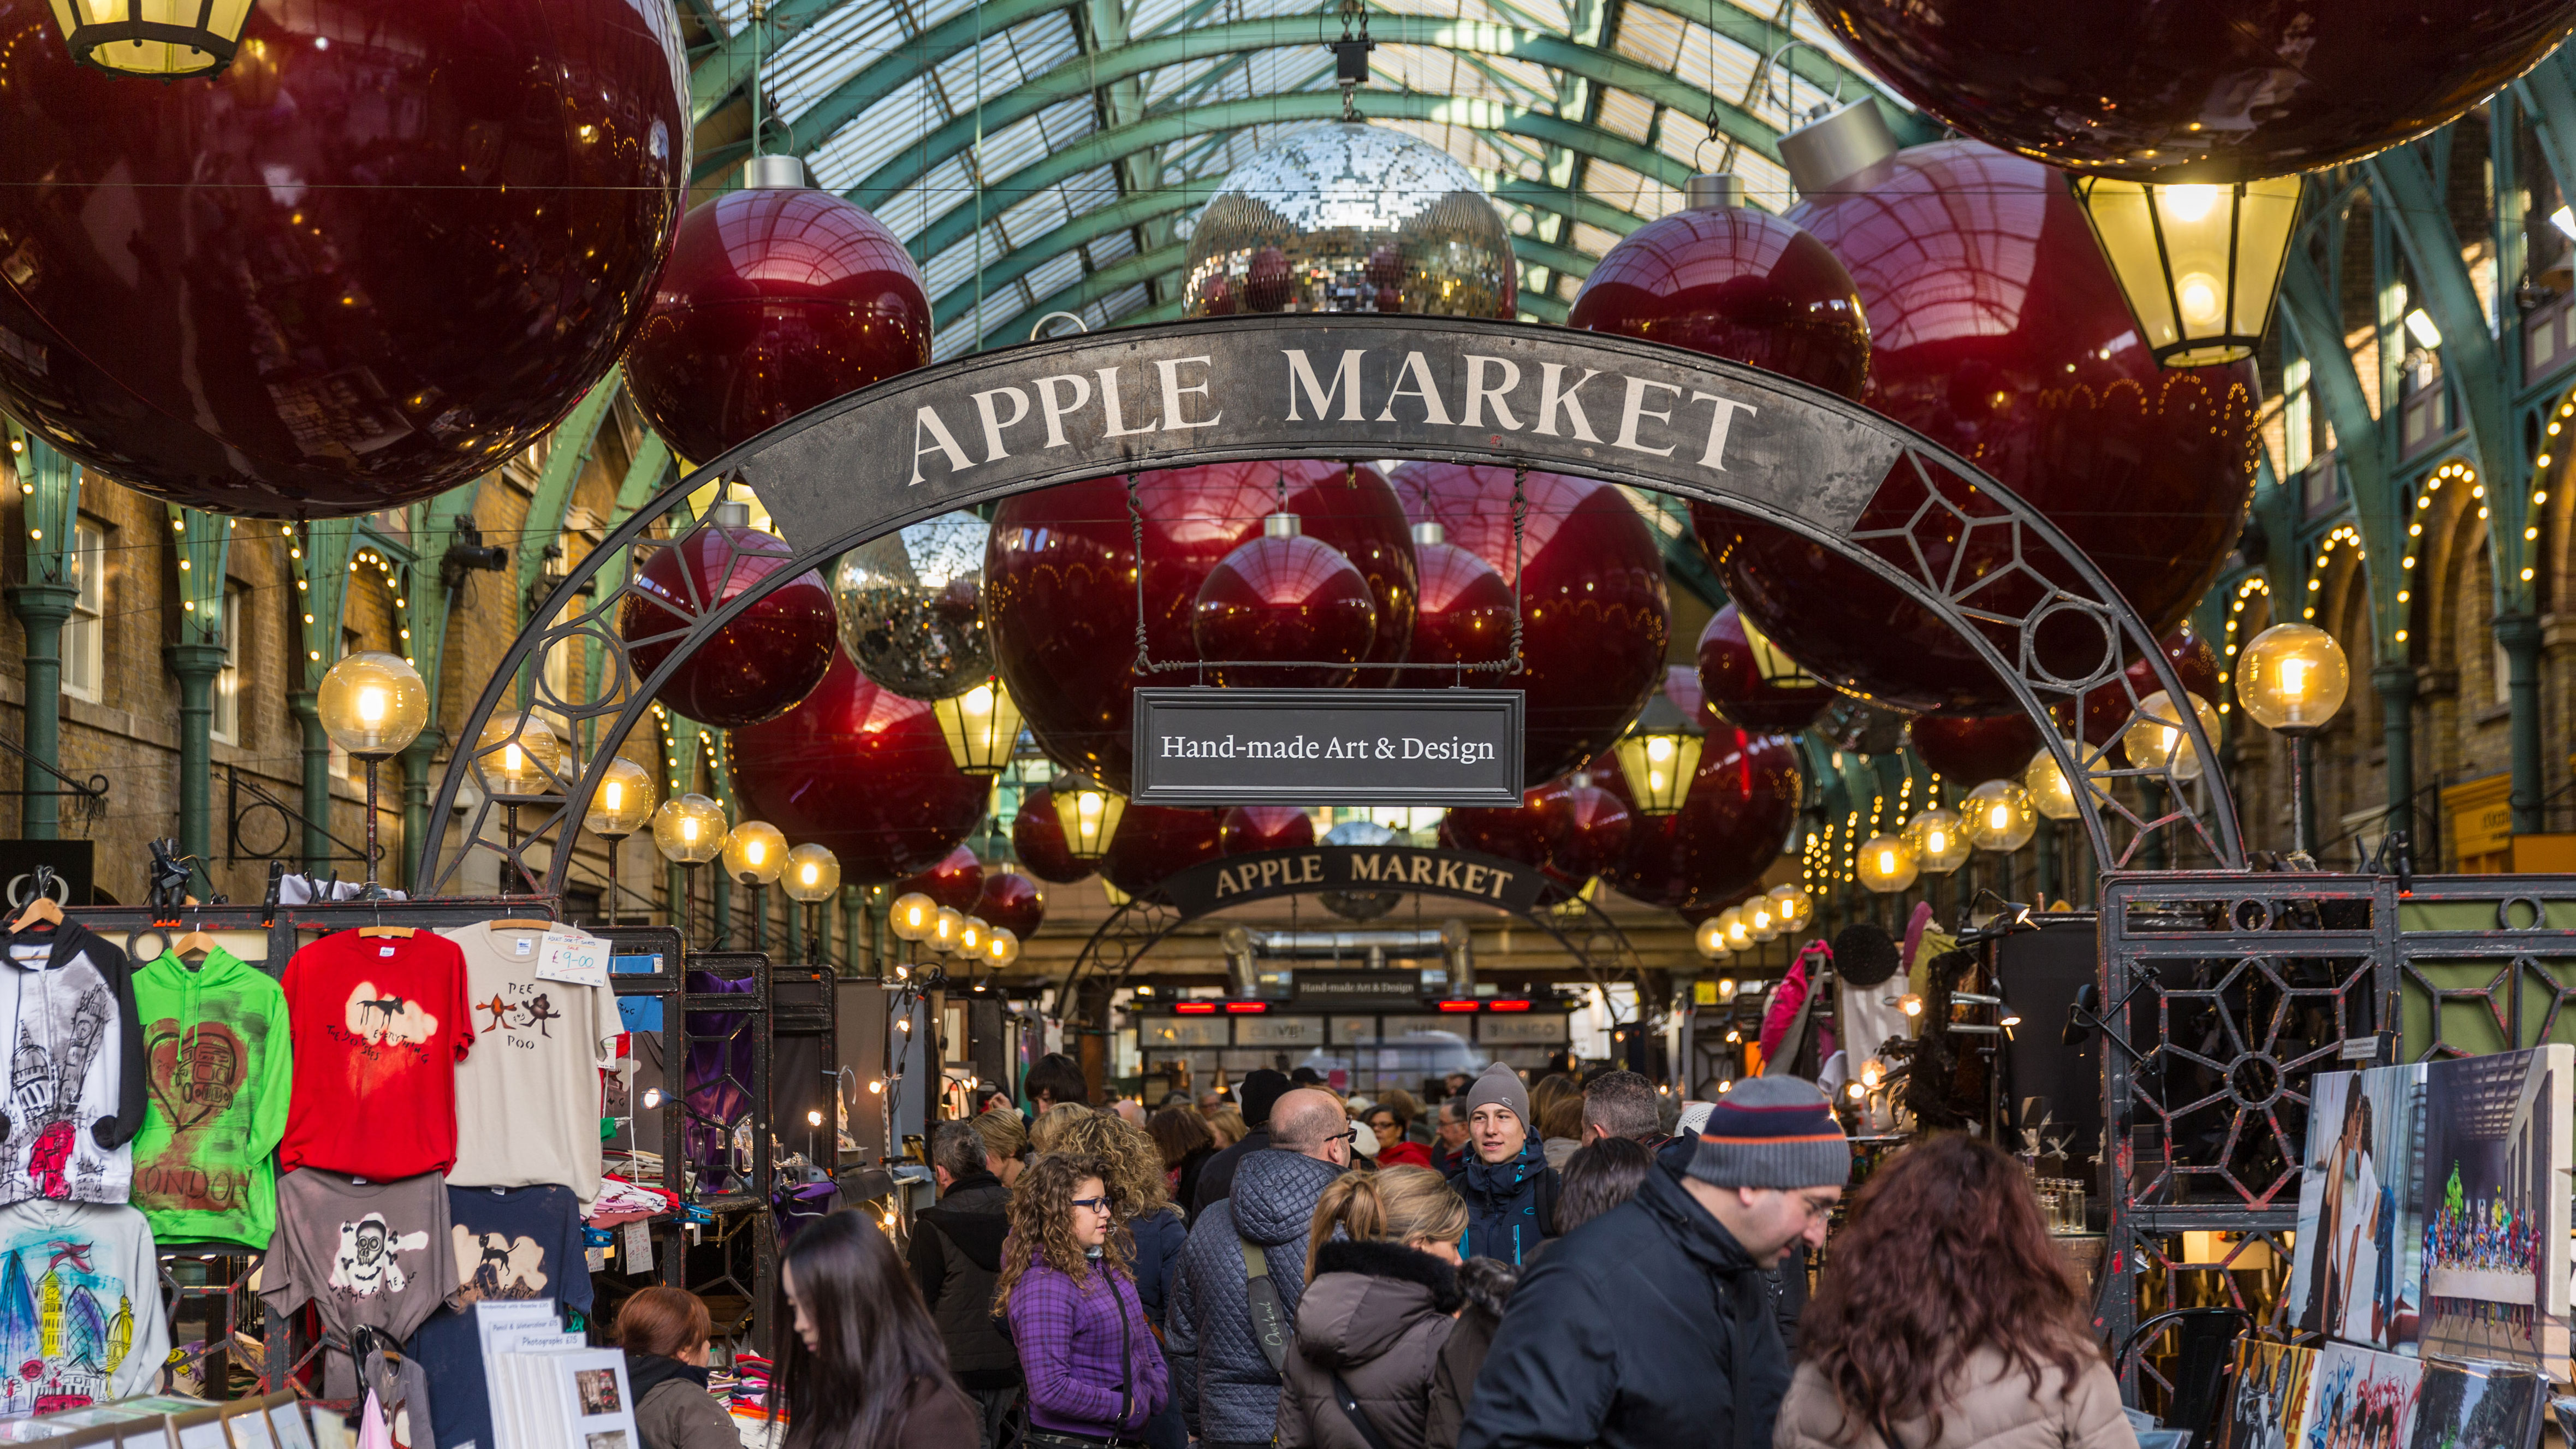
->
[1166, 1088, 1352, 1449]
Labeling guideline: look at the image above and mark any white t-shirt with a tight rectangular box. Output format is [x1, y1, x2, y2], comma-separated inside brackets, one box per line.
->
[440, 925, 616, 1204]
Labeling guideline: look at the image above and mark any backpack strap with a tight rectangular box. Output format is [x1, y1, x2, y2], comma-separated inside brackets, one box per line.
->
[1239, 1238, 1292, 1374]
[1330, 1371, 1398, 1449]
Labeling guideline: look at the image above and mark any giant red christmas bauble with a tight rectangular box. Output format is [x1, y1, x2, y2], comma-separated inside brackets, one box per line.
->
[1391, 464, 1669, 785]
[988, 461, 1415, 789]
[1696, 604, 1833, 735]
[1438, 797, 1550, 869]
[1697, 142, 2259, 715]
[897, 845, 984, 913]
[1534, 777, 1633, 882]
[1604, 728, 1801, 911]
[0, 0, 686, 517]
[2068, 626, 2222, 745]
[1811, 0, 2576, 182]
[1222, 807, 1316, 855]
[1011, 786, 1095, 885]
[1908, 713, 2044, 785]
[622, 522, 838, 727]
[624, 183, 929, 464]
[731, 650, 988, 883]
[1103, 805, 1224, 897]
[976, 870, 1046, 940]
[1569, 198, 1870, 400]
[1392, 525, 1516, 689]
[1192, 528, 1379, 688]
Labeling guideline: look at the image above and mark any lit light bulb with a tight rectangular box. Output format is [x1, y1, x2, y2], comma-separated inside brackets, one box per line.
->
[2280, 656, 2310, 699]
[897, 1017, 913, 1032]
[2162, 185, 2219, 223]
[807, 1110, 823, 1127]
[606, 782, 624, 812]
[1898, 994, 1924, 1018]
[1926, 828, 1948, 854]
[869, 1079, 885, 1094]
[642, 1088, 662, 1110]
[1989, 804, 2009, 830]
[357, 687, 387, 724]
[1846, 1081, 1865, 1101]
[1860, 1058, 1884, 1089]
[1879, 847, 1898, 875]
[681, 818, 698, 842]
[2177, 273, 2224, 326]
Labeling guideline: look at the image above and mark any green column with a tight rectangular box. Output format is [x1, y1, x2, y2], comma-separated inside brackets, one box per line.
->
[2497, 614, 2545, 836]
[2374, 662, 2418, 858]
[166, 642, 227, 881]
[289, 692, 331, 873]
[400, 731, 443, 892]
[7, 585, 76, 840]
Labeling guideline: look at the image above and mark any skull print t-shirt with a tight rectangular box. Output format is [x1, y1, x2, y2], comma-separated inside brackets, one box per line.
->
[406, 1184, 592, 1449]
[279, 930, 475, 1180]
[260, 1167, 456, 1351]
[131, 947, 294, 1249]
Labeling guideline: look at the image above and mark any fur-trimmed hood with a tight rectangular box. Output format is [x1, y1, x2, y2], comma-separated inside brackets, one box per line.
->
[1295, 1240, 1463, 1369]
[1454, 1254, 1521, 1320]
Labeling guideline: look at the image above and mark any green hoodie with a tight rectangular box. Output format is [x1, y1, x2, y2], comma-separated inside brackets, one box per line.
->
[132, 947, 293, 1248]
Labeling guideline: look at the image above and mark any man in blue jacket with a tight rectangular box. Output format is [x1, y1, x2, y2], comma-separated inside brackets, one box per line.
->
[1458, 1076, 1849, 1449]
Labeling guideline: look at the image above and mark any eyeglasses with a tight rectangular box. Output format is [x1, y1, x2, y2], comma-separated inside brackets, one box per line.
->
[1072, 1197, 1113, 1213]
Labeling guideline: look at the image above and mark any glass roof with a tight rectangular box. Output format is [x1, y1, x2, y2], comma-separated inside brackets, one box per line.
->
[688, 0, 1918, 360]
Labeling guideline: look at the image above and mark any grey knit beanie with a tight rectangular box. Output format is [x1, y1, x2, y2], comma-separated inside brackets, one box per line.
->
[1687, 1076, 1850, 1190]
[1462, 1062, 1530, 1128]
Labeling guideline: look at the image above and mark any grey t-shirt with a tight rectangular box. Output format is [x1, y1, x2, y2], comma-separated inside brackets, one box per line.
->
[261, 1168, 457, 1349]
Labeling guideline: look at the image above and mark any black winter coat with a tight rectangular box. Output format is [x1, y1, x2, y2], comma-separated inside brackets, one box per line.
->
[1455, 1162, 1791, 1449]
[909, 1174, 1019, 1390]
[1191, 1127, 1272, 1218]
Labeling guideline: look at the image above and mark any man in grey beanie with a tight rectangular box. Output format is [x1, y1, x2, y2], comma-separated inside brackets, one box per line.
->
[1457, 1075, 1850, 1449]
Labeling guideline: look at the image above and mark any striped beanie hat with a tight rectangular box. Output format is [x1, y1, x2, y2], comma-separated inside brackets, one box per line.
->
[1687, 1076, 1849, 1190]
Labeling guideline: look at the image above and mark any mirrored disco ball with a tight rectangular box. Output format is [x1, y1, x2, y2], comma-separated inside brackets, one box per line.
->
[832, 511, 993, 700]
[1183, 122, 1517, 319]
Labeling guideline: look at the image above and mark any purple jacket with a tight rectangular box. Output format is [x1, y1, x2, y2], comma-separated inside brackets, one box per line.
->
[1005, 1250, 1171, 1439]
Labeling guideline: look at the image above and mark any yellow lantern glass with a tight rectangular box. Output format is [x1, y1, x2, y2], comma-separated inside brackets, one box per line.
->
[583, 757, 657, 839]
[318, 651, 429, 760]
[476, 711, 564, 797]
[1718, 907, 1749, 949]
[957, 915, 989, 957]
[2023, 743, 2082, 821]
[651, 793, 729, 865]
[1960, 779, 2037, 852]
[782, 842, 841, 904]
[1694, 915, 1731, 960]
[891, 891, 937, 942]
[2236, 622, 2351, 734]
[2118, 690, 2222, 782]
[1746, 898, 1780, 942]
[1856, 833, 1918, 893]
[933, 678, 1026, 775]
[721, 820, 788, 886]
[1766, 883, 1813, 933]
[47, 0, 257, 78]
[1052, 774, 1127, 861]
[1902, 807, 1970, 875]
[929, 905, 965, 953]
[983, 925, 1022, 966]
[2070, 175, 2304, 367]
[1609, 691, 1704, 816]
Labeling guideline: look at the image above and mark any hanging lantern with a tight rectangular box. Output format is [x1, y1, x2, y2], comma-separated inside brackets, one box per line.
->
[1052, 774, 1127, 862]
[1856, 834, 1919, 893]
[2070, 178, 2303, 367]
[46, 0, 255, 77]
[1960, 780, 2037, 852]
[2118, 690, 2222, 782]
[931, 678, 1024, 775]
[1609, 690, 1705, 816]
[1902, 807, 1970, 875]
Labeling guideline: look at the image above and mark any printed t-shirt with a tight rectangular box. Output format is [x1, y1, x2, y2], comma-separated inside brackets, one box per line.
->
[261, 1168, 458, 1352]
[280, 930, 474, 1179]
[407, 1184, 592, 1449]
[0, 921, 146, 1207]
[132, 947, 294, 1248]
[442, 924, 616, 1204]
[0, 1198, 170, 1415]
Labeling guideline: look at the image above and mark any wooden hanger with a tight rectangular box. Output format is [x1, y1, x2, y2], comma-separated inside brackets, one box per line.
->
[486, 918, 555, 931]
[357, 924, 416, 939]
[173, 927, 221, 962]
[8, 894, 63, 934]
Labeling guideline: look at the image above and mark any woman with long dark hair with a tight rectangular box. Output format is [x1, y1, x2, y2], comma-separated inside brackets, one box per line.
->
[1148, 1106, 1218, 1216]
[1776, 1134, 2135, 1449]
[996, 1153, 1169, 1449]
[773, 1210, 978, 1449]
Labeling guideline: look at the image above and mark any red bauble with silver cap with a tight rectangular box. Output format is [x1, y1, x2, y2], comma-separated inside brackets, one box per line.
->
[1104, 805, 1224, 897]
[729, 648, 988, 883]
[1192, 512, 1381, 688]
[621, 499, 839, 727]
[1392, 519, 1517, 690]
[1907, 712, 2044, 785]
[1534, 774, 1633, 882]
[1696, 603, 1833, 735]
[976, 869, 1046, 940]
[897, 844, 984, 913]
[625, 156, 930, 464]
[1011, 785, 1096, 885]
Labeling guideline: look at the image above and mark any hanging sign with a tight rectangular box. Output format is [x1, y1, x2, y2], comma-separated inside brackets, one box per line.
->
[1131, 687, 1522, 806]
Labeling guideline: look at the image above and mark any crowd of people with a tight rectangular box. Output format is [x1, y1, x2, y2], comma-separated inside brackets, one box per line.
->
[614, 1056, 2136, 1449]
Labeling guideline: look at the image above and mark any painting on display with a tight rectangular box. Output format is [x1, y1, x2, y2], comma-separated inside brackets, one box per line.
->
[2405, 1359, 2543, 1449]
[2308, 1343, 2423, 1449]
[2288, 1062, 2427, 1351]
[2412, 1046, 2573, 1370]
[2223, 1339, 2318, 1449]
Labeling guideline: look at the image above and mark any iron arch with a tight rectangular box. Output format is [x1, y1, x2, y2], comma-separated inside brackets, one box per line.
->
[418, 313, 2245, 896]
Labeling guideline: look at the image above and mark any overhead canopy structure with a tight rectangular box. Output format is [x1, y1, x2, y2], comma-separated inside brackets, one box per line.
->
[676, 0, 1935, 359]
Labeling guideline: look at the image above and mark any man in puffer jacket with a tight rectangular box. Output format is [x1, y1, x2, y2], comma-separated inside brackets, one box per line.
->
[1167, 1090, 1352, 1449]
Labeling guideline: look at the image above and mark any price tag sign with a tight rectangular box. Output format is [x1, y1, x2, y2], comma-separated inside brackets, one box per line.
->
[624, 1220, 653, 1273]
[539, 929, 609, 987]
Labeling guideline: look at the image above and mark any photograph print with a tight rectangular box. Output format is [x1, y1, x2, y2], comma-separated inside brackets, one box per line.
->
[2223, 1339, 2318, 1449]
[2288, 1063, 2427, 1351]
[575, 1368, 622, 1417]
[2307, 1343, 2422, 1449]
[2413, 1045, 2573, 1370]
[2406, 1359, 2543, 1449]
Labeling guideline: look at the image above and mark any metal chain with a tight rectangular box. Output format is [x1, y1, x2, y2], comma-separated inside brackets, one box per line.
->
[1506, 463, 1527, 673]
[1126, 472, 1152, 674]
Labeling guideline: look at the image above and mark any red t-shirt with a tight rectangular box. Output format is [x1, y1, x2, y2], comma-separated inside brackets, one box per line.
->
[278, 929, 475, 1178]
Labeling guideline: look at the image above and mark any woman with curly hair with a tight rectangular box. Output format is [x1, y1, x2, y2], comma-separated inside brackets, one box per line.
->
[1044, 1112, 1191, 1449]
[996, 1153, 1170, 1449]
[1776, 1133, 2134, 1449]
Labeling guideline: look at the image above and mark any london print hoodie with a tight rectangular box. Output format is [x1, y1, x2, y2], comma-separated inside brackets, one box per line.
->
[0, 921, 147, 1205]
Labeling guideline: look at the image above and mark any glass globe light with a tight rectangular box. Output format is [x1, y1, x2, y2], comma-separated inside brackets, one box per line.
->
[476, 711, 564, 797]
[983, 925, 1022, 966]
[583, 757, 657, 839]
[721, 820, 788, 886]
[318, 652, 429, 760]
[891, 891, 937, 942]
[1856, 833, 1919, 893]
[1719, 907, 1749, 949]
[782, 843, 841, 904]
[1767, 883, 1814, 933]
[1746, 898, 1780, 941]
[2236, 622, 2351, 735]
[1052, 774, 1127, 861]
[651, 793, 729, 865]
[929, 905, 965, 953]
[1961, 779, 2037, 852]
[957, 915, 990, 957]
[1902, 807, 1970, 875]
[2118, 690, 2222, 782]
[1610, 690, 1705, 816]
[2023, 743, 2082, 821]
[933, 678, 1026, 775]
[1693, 916, 1731, 960]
